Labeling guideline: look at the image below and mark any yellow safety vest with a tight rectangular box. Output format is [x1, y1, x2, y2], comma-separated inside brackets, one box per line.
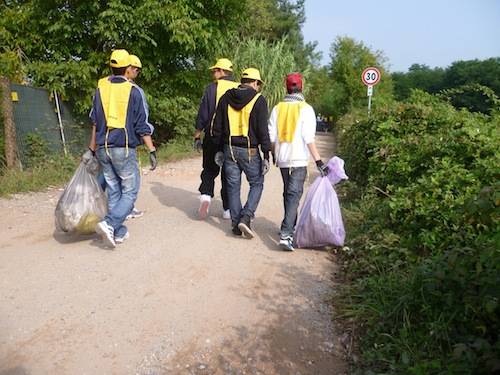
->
[210, 79, 239, 136]
[98, 77, 133, 128]
[97, 77, 133, 156]
[276, 101, 306, 143]
[227, 93, 261, 161]
[216, 79, 239, 107]
[228, 93, 261, 138]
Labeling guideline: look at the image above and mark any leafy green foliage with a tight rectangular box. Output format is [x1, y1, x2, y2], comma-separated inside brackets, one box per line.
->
[308, 36, 393, 121]
[392, 64, 446, 100]
[337, 91, 500, 374]
[392, 58, 500, 113]
[24, 132, 50, 168]
[238, 0, 319, 69]
[1, 0, 315, 151]
[439, 83, 500, 114]
[0, 0, 247, 143]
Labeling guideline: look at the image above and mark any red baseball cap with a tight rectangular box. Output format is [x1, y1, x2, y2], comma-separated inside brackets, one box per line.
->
[286, 73, 303, 92]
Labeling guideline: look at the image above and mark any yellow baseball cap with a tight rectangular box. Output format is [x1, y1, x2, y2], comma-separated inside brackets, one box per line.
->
[129, 54, 142, 68]
[241, 68, 263, 83]
[209, 58, 233, 72]
[109, 49, 130, 68]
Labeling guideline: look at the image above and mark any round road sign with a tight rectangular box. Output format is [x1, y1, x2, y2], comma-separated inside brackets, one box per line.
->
[362, 67, 381, 86]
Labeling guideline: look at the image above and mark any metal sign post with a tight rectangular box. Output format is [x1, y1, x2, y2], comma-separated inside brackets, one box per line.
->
[362, 67, 381, 117]
[53, 90, 68, 156]
[367, 85, 373, 116]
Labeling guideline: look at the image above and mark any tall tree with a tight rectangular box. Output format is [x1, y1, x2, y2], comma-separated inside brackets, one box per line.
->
[392, 64, 445, 100]
[308, 36, 393, 120]
[238, 0, 319, 69]
[392, 58, 500, 112]
[0, 0, 246, 141]
[442, 58, 500, 95]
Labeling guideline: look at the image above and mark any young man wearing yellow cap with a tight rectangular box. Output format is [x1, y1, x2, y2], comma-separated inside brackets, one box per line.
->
[268, 72, 329, 251]
[212, 68, 271, 238]
[194, 58, 239, 220]
[86, 49, 157, 248]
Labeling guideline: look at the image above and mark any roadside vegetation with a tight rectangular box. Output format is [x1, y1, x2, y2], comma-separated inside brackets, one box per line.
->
[337, 92, 499, 374]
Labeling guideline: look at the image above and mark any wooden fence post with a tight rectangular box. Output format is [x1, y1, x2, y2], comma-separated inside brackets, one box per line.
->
[0, 76, 19, 169]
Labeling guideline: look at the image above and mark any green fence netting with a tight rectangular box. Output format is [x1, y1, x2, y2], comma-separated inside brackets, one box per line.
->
[10, 84, 90, 168]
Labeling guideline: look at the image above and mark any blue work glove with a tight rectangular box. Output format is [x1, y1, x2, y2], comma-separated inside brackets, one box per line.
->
[316, 159, 329, 177]
[214, 151, 224, 167]
[149, 149, 157, 170]
[193, 138, 202, 152]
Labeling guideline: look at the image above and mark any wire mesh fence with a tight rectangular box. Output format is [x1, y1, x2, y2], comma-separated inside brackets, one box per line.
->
[9, 84, 90, 168]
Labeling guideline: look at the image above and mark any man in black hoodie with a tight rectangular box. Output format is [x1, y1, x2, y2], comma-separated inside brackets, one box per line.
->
[212, 68, 271, 238]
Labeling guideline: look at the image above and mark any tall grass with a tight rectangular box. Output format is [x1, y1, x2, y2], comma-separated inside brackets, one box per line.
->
[0, 156, 77, 197]
[218, 38, 308, 109]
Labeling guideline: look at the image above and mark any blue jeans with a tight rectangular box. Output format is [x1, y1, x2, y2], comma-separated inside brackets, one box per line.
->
[280, 167, 307, 238]
[223, 145, 264, 228]
[96, 147, 140, 237]
[97, 173, 106, 191]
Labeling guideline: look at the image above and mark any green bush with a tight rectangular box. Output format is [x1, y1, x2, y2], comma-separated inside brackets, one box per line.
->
[337, 90, 500, 374]
[24, 132, 50, 168]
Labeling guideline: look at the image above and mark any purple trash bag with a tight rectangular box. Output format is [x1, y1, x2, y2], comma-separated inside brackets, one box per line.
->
[326, 156, 348, 185]
[295, 156, 348, 248]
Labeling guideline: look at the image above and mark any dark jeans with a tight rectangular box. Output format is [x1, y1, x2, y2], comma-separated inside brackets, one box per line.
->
[223, 145, 264, 228]
[198, 137, 229, 210]
[280, 167, 307, 238]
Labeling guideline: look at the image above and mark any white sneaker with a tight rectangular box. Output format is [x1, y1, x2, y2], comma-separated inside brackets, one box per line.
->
[279, 236, 294, 251]
[126, 208, 144, 220]
[199, 194, 211, 220]
[115, 231, 129, 244]
[222, 209, 231, 220]
[96, 221, 116, 248]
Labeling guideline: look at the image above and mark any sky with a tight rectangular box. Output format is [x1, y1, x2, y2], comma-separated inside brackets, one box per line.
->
[302, 0, 500, 72]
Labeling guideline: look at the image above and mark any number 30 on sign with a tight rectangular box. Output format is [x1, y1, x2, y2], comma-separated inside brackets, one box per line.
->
[361, 67, 381, 86]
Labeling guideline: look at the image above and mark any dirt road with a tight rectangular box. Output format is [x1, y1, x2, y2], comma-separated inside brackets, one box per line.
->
[0, 133, 347, 375]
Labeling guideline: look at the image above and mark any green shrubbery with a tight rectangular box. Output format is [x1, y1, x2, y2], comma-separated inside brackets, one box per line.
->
[337, 90, 499, 374]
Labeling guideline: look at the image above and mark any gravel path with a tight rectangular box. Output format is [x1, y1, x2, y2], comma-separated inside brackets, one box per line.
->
[0, 133, 347, 375]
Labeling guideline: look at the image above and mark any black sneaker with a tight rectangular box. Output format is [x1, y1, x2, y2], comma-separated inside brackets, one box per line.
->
[232, 226, 242, 236]
[237, 215, 254, 238]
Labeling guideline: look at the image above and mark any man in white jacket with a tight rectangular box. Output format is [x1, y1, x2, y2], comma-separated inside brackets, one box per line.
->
[268, 73, 329, 251]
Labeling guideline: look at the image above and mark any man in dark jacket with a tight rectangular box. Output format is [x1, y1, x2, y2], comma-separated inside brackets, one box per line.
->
[194, 58, 239, 220]
[212, 68, 271, 238]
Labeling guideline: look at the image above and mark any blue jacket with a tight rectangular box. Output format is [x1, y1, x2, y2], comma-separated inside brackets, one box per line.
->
[195, 75, 235, 136]
[89, 76, 152, 148]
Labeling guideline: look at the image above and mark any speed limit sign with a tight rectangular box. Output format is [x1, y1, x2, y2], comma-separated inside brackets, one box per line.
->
[362, 67, 381, 86]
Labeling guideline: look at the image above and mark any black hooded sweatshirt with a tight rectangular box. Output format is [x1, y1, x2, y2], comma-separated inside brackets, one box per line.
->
[212, 85, 271, 158]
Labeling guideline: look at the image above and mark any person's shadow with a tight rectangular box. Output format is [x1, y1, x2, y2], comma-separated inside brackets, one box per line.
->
[150, 181, 236, 237]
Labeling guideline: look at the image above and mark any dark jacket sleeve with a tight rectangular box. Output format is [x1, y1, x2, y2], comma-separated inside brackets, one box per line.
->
[89, 89, 99, 124]
[212, 95, 227, 146]
[131, 88, 151, 136]
[195, 83, 216, 132]
[255, 96, 271, 155]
